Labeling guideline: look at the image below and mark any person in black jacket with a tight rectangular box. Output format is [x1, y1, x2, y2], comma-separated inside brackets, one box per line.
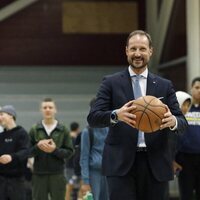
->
[0, 105, 30, 200]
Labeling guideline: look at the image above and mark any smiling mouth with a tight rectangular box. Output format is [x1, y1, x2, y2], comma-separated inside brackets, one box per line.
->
[134, 60, 143, 63]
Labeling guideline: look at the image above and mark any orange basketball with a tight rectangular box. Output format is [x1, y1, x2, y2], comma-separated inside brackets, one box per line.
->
[131, 95, 167, 133]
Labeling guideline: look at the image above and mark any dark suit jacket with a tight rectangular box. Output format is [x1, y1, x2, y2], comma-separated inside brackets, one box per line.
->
[87, 69, 187, 182]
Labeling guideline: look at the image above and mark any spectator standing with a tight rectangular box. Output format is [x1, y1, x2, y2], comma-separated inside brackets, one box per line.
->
[168, 91, 192, 197]
[176, 77, 200, 200]
[0, 105, 30, 200]
[173, 91, 192, 174]
[80, 98, 109, 200]
[66, 122, 81, 200]
[176, 91, 192, 115]
[29, 98, 74, 200]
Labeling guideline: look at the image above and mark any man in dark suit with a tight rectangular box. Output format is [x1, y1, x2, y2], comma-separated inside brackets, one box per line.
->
[87, 30, 188, 200]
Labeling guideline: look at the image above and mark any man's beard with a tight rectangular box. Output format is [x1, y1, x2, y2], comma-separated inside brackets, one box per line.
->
[128, 57, 147, 70]
[130, 61, 147, 70]
[130, 64, 146, 69]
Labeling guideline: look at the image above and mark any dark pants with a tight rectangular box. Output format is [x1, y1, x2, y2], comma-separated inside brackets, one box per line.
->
[32, 174, 66, 200]
[176, 152, 200, 200]
[107, 152, 169, 200]
[0, 175, 26, 200]
[25, 180, 32, 200]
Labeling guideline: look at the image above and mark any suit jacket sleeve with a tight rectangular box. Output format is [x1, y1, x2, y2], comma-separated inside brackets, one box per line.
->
[88, 76, 114, 127]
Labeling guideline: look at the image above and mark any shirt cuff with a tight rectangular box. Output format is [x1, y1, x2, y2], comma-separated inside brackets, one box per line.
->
[169, 116, 178, 131]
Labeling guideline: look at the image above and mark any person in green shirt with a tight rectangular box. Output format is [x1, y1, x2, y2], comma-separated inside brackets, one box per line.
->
[29, 98, 74, 200]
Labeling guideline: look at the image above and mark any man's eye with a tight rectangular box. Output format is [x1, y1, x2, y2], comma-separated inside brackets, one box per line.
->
[140, 48, 146, 51]
[130, 48, 136, 52]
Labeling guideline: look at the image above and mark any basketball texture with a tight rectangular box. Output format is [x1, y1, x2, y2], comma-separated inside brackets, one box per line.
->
[131, 95, 167, 133]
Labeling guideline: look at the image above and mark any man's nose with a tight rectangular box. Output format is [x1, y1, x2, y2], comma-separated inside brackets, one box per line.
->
[134, 50, 141, 56]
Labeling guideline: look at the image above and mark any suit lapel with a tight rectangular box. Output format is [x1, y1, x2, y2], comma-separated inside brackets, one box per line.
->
[119, 70, 158, 100]
[146, 72, 157, 96]
[120, 69, 134, 101]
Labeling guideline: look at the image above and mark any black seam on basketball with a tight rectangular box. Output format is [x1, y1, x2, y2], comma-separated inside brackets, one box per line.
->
[133, 102, 161, 119]
[143, 97, 164, 116]
[133, 102, 165, 119]
[138, 112, 153, 132]
[143, 97, 156, 105]
[144, 107, 165, 119]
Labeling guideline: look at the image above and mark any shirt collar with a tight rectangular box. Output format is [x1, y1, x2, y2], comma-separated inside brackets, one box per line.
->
[128, 66, 148, 79]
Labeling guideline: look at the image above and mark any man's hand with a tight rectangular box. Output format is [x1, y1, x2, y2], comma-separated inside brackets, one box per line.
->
[0, 154, 12, 164]
[37, 139, 56, 153]
[116, 100, 137, 128]
[81, 184, 91, 196]
[160, 105, 176, 130]
[173, 161, 182, 174]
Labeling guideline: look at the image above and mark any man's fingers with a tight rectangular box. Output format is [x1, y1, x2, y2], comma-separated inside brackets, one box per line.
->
[124, 100, 134, 107]
[126, 121, 136, 128]
[126, 104, 137, 112]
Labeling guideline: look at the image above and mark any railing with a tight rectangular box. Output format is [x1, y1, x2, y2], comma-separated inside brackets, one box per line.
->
[0, 0, 38, 22]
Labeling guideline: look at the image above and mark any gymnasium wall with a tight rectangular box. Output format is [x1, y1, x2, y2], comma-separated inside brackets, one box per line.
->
[0, 0, 145, 66]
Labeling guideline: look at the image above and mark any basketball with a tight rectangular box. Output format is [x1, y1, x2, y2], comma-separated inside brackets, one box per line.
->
[131, 95, 167, 133]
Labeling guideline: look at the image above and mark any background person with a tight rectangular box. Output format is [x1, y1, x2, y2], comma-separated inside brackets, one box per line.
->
[176, 77, 200, 200]
[65, 122, 82, 200]
[168, 90, 192, 198]
[80, 98, 109, 200]
[87, 30, 188, 200]
[29, 98, 74, 200]
[0, 105, 30, 200]
[173, 91, 192, 174]
[176, 91, 192, 115]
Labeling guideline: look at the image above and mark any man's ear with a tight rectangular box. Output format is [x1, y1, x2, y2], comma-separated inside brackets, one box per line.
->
[149, 47, 153, 56]
[125, 46, 128, 56]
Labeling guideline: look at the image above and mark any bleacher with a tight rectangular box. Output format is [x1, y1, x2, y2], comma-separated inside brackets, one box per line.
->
[0, 66, 122, 131]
